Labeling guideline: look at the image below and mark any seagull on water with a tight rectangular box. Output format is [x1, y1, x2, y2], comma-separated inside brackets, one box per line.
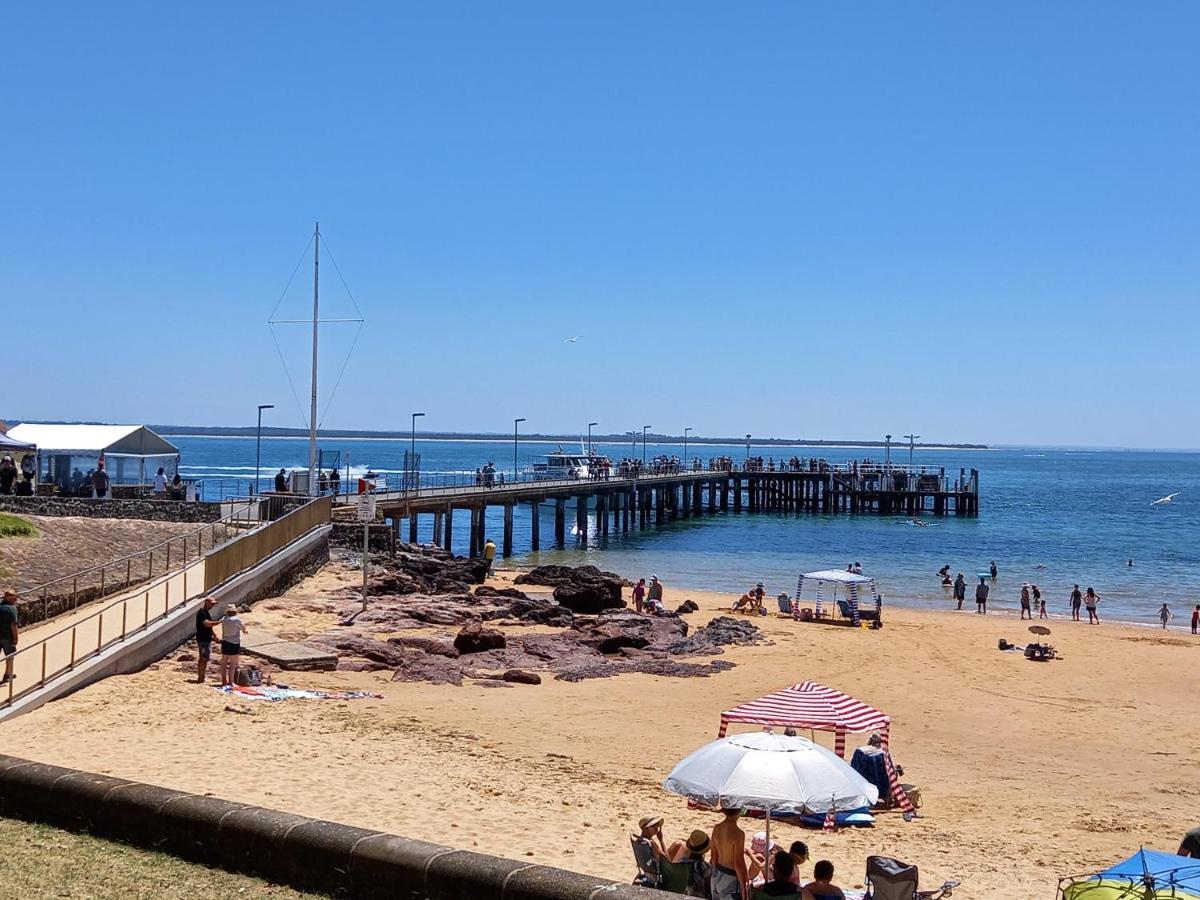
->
[1152, 491, 1181, 506]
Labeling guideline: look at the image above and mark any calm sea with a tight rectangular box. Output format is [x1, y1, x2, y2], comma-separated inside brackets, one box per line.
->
[173, 436, 1200, 624]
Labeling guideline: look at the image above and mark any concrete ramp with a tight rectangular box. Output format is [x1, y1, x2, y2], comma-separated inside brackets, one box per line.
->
[240, 629, 338, 671]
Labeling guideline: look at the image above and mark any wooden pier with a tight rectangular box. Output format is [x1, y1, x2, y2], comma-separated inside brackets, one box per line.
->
[361, 464, 979, 561]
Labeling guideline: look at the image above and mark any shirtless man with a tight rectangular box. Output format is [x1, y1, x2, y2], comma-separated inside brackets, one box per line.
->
[710, 808, 749, 900]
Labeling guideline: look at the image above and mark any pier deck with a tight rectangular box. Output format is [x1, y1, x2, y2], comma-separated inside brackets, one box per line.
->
[350, 464, 979, 560]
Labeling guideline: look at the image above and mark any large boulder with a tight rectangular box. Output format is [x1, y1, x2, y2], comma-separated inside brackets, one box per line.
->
[502, 669, 542, 685]
[515, 565, 626, 613]
[453, 622, 507, 654]
[388, 636, 460, 658]
[571, 611, 687, 655]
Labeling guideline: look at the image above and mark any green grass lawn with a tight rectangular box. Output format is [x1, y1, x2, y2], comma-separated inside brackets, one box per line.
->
[0, 513, 36, 538]
[0, 817, 325, 899]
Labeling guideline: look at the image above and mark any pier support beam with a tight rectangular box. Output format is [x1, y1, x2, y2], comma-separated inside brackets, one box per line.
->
[408, 512, 418, 544]
[530, 501, 540, 551]
[575, 495, 588, 544]
[502, 503, 514, 557]
[554, 499, 566, 547]
[442, 506, 453, 553]
[468, 507, 480, 558]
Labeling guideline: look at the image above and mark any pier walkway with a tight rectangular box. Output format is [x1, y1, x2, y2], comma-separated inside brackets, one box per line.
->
[363, 464, 979, 560]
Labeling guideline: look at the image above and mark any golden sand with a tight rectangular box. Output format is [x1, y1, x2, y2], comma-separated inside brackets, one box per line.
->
[1, 563, 1196, 900]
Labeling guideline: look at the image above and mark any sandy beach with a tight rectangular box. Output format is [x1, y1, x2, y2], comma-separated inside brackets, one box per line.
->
[1, 561, 1197, 900]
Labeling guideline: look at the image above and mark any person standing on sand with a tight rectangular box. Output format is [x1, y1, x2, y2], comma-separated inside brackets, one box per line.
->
[710, 809, 749, 900]
[648, 575, 664, 607]
[975, 577, 989, 614]
[1159, 603, 1173, 629]
[483, 538, 496, 575]
[1019, 583, 1032, 620]
[0, 591, 19, 684]
[633, 578, 646, 614]
[219, 606, 248, 686]
[1085, 588, 1100, 624]
[953, 573, 966, 610]
[194, 597, 222, 684]
[1192, 605, 1199, 635]
[1070, 584, 1082, 621]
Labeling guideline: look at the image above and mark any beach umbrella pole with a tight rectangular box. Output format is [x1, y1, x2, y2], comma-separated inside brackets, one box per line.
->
[764, 809, 772, 881]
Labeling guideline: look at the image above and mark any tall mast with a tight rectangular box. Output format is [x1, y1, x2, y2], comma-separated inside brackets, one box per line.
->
[309, 221, 320, 495]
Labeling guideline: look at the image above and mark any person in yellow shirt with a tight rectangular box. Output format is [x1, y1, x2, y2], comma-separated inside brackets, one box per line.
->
[483, 538, 496, 574]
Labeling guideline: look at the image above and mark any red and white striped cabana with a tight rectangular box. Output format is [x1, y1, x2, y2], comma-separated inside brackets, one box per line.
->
[717, 681, 915, 813]
[717, 681, 890, 757]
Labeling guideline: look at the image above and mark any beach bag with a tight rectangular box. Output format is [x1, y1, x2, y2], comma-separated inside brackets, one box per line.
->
[236, 665, 262, 687]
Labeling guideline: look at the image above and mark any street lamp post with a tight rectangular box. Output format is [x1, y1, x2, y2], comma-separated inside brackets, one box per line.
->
[683, 427, 692, 470]
[642, 425, 652, 466]
[905, 433, 920, 466]
[410, 412, 425, 492]
[255, 404, 274, 496]
[745, 433, 751, 465]
[885, 434, 892, 466]
[514, 418, 526, 482]
[587, 422, 598, 455]
[629, 430, 636, 455]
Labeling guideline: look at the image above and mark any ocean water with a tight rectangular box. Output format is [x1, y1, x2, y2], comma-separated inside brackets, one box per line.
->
[173, 435, 1200, 625]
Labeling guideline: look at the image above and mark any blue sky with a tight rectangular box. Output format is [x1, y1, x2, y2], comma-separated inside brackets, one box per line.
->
[4, 3, 1198, 447]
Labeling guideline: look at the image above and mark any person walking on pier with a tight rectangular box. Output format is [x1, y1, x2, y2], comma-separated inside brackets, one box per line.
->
[274, 468, 288, 493]
[1070, 584, 1083, 621]
[1019, 584, 1032, 620]
[975, 577, 989, 614]
[1085, 588, 1100, 625]
[953, 573, 966, 609]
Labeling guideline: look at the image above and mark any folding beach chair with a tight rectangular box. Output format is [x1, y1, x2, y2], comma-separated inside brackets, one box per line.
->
[865, 856, 959, 899]
[630, 835, 661, 888]
[659, 858, 695, 894]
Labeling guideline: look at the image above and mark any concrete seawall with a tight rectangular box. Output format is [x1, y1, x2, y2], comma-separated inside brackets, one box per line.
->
[0, 754, 652, 900]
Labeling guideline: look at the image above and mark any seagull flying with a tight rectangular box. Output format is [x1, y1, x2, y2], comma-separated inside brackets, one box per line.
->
[1152, 492, 1181, 506]
[564, 335, 580, 343]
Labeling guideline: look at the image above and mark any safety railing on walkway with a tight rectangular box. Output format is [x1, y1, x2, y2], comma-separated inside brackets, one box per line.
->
[3, 495, 332, 709]
[23, 500, 259, 626]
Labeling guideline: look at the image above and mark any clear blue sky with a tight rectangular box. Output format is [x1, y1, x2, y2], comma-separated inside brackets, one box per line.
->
[5, 3, 1198, 447]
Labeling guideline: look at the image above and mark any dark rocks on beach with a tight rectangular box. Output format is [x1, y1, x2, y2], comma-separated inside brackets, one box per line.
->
[515, 564, 625, 614]
[474, 585, 529, 601]
[571, 611, 688, 655]
[502, 669, 542, 685]
[388, 636, 460, 658]
[453, 622, 507, 654]
[666, 616, 769, 656]
[675, 600, 700, 614]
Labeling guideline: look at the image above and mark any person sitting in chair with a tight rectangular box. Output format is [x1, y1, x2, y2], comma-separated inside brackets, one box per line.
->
[761, 850, 800, 896]
[802, 860, 845, 900]
[850, 733, 902, 808]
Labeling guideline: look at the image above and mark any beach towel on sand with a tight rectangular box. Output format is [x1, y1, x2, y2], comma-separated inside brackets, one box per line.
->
[216, 685, 383, 702]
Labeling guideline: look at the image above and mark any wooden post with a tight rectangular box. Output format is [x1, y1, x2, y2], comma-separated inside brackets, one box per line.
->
[597, 494, 608, 538]
[530, 501, 540, 550]
[476, 503, 487, 554]
[469, 507, 480, 558]
[555, 498, 566, 547]
[432, 510, 443, 546]
[576, 495, 588, 544]
[442, 506, 453, 553]
[502, 503, 514, 557]
[409, 511, 418, 544]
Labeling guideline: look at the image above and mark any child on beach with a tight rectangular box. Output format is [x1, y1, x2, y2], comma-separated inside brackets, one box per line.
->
[1034, 584, 1045, 619]
[1159, 603, 1173, 629]
[632, 579, 646, 614]
[1192, 605, 1199, 635]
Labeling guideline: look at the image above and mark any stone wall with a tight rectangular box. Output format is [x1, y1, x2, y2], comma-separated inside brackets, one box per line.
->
[330, 522, 395, 553]
[0, 496, 223, 523]
[0, 754, 652, 900]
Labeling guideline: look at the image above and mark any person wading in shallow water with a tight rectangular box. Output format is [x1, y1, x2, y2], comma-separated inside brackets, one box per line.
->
[953, 573, 966, 610]
[1085, 588, 1100, 625]
[975, 577, 989, 614]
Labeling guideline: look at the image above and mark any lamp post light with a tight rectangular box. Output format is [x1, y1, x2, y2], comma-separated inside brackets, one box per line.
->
[885, 434, 892, 466]
[643, 425, 652, 466]
[904, 433, 920, 467]
[683, 427, 692, 470]
[514, 418, 526, 482]
[587, 422, 598, 455]
[629, 430, 636, 455]
[410, 412, 425, 492]
[255, 404, 274, 496]
[745, 433, 752, 465]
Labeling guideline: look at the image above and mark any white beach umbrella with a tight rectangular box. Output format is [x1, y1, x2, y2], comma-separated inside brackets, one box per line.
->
[664, 732, 879, 876]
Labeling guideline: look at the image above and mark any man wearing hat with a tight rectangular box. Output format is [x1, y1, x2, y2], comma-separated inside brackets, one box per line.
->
[647, 575, 664, 606]
[0, 591, 19, 684]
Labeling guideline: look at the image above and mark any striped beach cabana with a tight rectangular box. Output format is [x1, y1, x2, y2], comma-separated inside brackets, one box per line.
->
[717, 681, 915, 812]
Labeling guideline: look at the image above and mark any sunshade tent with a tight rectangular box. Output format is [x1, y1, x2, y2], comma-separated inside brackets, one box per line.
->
[794, 569, 881, 625]
[0, 432, 35, 451]
[717, 681, 914, 812]
[8, 424, 179, 487]
[1060, 848, 1200, 899]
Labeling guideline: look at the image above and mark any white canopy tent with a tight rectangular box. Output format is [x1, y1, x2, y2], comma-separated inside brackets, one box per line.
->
[794, 569, 882, 625]
[9, 424, 180, 490]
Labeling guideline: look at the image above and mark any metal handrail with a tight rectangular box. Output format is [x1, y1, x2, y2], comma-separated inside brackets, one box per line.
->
[23, 499, 258, 626]
[3, 496, 329, 710]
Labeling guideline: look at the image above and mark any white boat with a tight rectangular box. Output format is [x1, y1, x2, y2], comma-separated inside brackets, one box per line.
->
[530, 445, 610, 481]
